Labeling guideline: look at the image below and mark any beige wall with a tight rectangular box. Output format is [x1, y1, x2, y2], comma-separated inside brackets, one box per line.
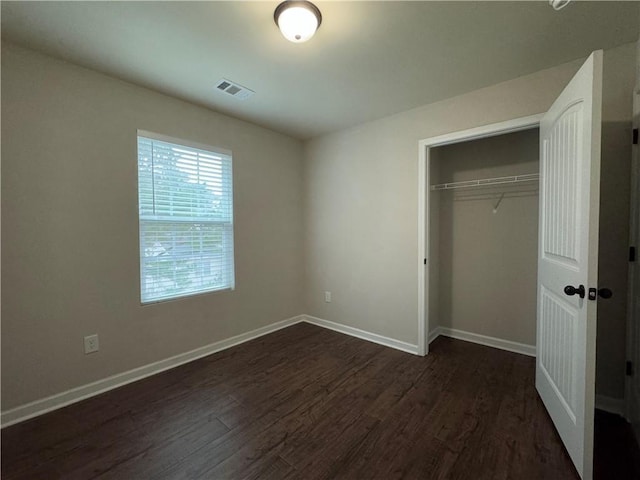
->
[304, 42, 635, 399]
[431, 129, 539, 346]
[1, 43, 305, 410]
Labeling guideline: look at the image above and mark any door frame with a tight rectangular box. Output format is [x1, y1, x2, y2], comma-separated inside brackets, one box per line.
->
[625, 91, 640, 432]
[417, 113, 543, 356]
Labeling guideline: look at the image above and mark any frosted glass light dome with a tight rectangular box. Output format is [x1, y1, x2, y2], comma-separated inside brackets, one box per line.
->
[274, 1, 322, 43]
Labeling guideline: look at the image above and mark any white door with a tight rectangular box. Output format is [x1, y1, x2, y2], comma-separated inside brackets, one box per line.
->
[536, 50, 602, 480]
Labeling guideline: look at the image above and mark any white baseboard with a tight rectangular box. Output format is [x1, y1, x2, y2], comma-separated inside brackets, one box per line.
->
[2, 316, 534, 428]
[1, 315, 305, 428]
[428, 328, 441, 344]
[430, 326, 536, 357]
[2, 314, 419, 428]
[303, 315, 419, 355]
[595, 394, 626, 417]
[9, 312, 627, 432]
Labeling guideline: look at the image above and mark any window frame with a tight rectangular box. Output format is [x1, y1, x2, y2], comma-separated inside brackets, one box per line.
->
[136, 130, 235, 305]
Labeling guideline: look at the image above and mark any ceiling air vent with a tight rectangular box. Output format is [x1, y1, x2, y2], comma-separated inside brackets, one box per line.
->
[215, 78, 255, 100]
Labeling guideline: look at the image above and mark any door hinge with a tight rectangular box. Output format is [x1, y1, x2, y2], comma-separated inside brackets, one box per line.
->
[634, 128, 639, 145]
[424, 258, 427, 265]
[630, 246, 636, 262]
[627, 361, 634, 376]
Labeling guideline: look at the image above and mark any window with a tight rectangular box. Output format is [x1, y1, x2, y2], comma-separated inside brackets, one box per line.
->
[137, 131, 234, 303]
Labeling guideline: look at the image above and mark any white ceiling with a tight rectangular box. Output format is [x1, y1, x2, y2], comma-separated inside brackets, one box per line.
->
[1, 1, 638, 140]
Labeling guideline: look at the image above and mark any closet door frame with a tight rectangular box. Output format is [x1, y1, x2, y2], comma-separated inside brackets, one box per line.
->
[417, 114, 543, 356]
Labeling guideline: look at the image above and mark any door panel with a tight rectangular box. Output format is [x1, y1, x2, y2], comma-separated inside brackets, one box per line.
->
[542, 103, 581, 267]
[537, 50, 602, 480]
[539, 286, 578, 422]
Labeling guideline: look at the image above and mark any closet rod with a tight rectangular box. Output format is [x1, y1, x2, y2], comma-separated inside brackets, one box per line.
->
[430, 173, 539, 191]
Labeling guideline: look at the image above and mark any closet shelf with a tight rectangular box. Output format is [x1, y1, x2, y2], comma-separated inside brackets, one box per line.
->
[430, 173, 539, 191]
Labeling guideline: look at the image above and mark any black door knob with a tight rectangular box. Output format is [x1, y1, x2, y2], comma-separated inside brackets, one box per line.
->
[588, 287, 613, 300]
[564, 285, 585, 299]
[598, 288, 613, 299]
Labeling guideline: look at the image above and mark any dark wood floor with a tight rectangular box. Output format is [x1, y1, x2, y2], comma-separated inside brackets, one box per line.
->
[594, 409, 640, 479]
[2, 323, 584, 479]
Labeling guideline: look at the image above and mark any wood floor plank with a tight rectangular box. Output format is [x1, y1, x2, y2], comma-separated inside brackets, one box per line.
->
[236, 454, 295, 480]
[2, 324, 594, 480]
[157, 334, 391, 478]
[95, 416, 231, 479]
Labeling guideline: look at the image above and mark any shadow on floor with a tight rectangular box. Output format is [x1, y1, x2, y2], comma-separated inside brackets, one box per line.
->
[594, 409, 640, 479]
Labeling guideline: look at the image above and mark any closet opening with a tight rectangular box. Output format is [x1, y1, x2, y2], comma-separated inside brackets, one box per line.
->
[428, 127, 539, 355]
[417, 114, 542, 356]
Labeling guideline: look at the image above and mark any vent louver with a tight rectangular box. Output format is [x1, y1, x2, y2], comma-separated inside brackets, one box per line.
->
[215, 78, 254, 100]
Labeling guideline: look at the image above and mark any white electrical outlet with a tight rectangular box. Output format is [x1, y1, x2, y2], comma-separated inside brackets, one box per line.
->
[325, 291, 331, 303]
[84, 334, 99, 354]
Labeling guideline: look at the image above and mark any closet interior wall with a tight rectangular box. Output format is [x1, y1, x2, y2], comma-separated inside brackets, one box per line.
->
[429, 128, 540, 347]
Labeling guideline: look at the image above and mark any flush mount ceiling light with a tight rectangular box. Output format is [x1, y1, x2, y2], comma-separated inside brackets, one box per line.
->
[274, 1, 322, 43]
[549, 0, 571, 10]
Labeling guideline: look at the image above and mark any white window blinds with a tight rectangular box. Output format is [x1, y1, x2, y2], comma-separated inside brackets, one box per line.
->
[137, 131, 234, 303]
